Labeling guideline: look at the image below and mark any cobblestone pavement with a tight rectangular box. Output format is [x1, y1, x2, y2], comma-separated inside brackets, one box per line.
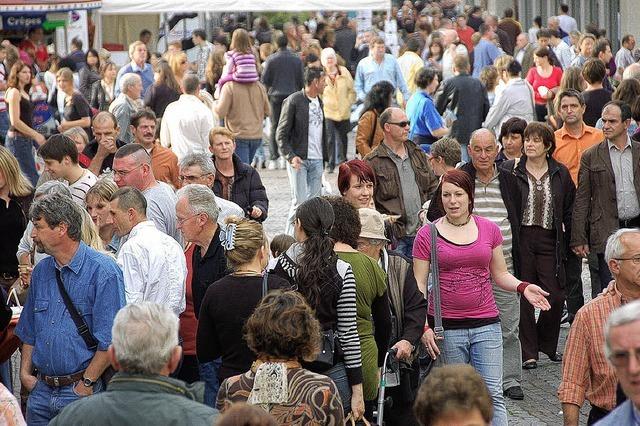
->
[258, 163, 592, 425]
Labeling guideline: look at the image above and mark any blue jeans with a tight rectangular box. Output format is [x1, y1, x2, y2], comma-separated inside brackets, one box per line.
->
[27, 378, 104, 425]
[0, 111, 9, 144]
[285, 159, 323, 235]
[199, 358, 222, 408]
[442, 323, 508, 426]
[6, 134, 39, 186]
[324, 362, 351, 414]
[396, 235, 415, 259]
[235, 139, 262, 165]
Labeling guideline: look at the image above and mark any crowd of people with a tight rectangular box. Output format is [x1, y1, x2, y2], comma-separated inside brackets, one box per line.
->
[0, 1, 640, 425]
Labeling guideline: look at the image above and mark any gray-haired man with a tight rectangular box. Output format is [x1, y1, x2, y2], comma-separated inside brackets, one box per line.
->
[109, 73, 142, 143]
[50, 302, 219, 425]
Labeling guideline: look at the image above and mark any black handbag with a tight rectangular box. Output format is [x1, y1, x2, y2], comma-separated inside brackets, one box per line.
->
[55, 269, 116, 385]
[419, 222, 445, 382]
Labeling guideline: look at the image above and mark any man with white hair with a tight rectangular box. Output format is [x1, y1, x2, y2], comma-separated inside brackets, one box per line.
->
[175, 184, 229, 406]
[559, 228, 640, 425]
[114, 40, 154, 97]
[622, 62, 640, 81]
[109, 187, 186, 316]
[595, 299, 640, 425]
[161, 74, 214, 161]
[50, 302, 219, 425]
[109, 73, 142, 144]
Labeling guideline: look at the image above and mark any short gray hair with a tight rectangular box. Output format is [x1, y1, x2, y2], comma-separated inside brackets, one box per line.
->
[604, 300, 640, 359]
[604, 228, 640, 263]
[111, 302, 179, 375]
[120, 72, 141, 94]
[176, 184, 220, 223]
[182, 73, 200, 95]
[178, 153, 216, 176]
[34, 180, 72, 199]
[111, 186, 147, 215]
[30, 193, 82, 241]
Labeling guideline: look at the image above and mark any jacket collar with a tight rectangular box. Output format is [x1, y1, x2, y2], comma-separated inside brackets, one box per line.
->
[513, 155, 561, 177]
[107, 373, 205, 403]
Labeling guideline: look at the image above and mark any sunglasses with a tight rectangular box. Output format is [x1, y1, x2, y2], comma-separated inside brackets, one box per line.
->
[388, 121, 410, 128]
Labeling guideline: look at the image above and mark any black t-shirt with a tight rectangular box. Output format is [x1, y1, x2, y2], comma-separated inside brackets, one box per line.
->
[582, 88, 612, 127]
[196, 273, 291, 382]
[64, 92, 93, 139]
[82, 138, 127, 174]
[0, 196, 29, 276]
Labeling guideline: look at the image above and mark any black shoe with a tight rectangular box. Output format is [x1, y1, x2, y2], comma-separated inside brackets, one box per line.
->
[522, 359, 537, 369]
[504, 386, 524, 400]
[546, 352, 563, 362]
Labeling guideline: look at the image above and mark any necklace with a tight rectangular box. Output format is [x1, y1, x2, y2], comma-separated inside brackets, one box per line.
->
[233, 270, 263, 276]
[445, 215, 471, 227]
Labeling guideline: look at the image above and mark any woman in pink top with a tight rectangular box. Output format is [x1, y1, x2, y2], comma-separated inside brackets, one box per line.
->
[526, 46, 563, 122]
[412, 169, 550, 426]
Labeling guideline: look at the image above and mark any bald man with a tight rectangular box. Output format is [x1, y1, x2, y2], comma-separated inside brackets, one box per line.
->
[84, 111, 128, 175]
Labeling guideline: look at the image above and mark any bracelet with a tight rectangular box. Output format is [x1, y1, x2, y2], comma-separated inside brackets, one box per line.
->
[516, 282, 531, 294]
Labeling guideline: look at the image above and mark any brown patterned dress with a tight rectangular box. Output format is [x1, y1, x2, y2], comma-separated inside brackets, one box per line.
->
[217, 367, 345, 425]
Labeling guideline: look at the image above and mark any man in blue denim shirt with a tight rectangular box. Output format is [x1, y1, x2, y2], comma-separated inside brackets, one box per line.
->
[15, 193, 125, 425]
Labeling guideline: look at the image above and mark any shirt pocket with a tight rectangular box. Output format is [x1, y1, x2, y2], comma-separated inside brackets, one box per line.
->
[33, 299, 49, 333]
[376, 169, 398, 202]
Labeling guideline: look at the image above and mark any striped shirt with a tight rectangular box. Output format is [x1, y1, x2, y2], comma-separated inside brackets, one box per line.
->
[558, 283, 627, 411]
[473, 172, 513, 273]
[69, 169, 98, 207]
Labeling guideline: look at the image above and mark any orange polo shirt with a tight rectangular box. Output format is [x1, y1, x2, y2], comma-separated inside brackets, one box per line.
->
[554, 124, 604, 185]
[151, 143, 180, 189]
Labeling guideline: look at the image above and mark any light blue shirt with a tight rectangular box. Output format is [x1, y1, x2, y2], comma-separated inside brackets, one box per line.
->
[15, 242, 126, 376]
[473, 39, 502, 78]
[354, 54, 410, 102]
[115, 61, 154, 97]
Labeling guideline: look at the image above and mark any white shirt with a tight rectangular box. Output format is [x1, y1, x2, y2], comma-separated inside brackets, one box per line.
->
[553, 40, 574, 69]
[215, 196, 245, 227]
[68, 169, 98, 207]
[160, 94, 215, 161]
[117, 220, 187, 316]
[307, 96, 323, 160]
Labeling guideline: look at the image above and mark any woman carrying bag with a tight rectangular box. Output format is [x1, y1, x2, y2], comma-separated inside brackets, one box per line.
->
[413, 169, 551, 426]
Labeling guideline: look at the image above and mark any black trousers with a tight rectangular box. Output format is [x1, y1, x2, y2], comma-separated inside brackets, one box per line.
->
[326, 119, 350, 169]
[535, 103, 548, 122]
[565, 251, 584, 318]
[519, 226, 566, 361]
[268, 95, 288, 161]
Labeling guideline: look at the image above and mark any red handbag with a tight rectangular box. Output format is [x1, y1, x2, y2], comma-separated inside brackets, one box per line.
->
[0, 289, 22, 363]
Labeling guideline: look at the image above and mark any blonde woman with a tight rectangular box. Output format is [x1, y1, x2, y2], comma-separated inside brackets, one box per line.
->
[321, 47, 355, 172]
[56, 67, 92, 138]
[85, 177, 120, 252]
[0, 145, 34, 289]
[167, 51, 189, 88]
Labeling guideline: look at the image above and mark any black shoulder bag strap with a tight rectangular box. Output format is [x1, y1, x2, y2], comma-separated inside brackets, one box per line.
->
[55, 269, 99, 351]
[429, 222, 444, 340]
[261, 271, 269, 298]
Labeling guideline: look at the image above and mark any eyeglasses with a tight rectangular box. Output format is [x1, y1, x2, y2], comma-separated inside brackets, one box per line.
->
[179, 173, 212, 182]
[387, 121, 411, 128]
[176, 214, 200, 226]
[113, 164, 143, 177]
[614, 256, 640, 265]
[609, 347, 640, 368]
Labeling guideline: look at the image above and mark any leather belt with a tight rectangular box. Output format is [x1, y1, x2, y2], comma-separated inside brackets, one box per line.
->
[38, 370, 85, 387]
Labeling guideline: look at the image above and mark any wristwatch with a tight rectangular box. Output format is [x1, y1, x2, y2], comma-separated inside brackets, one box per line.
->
[82, 377, 96, 388]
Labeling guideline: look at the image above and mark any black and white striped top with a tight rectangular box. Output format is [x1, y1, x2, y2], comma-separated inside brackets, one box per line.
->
[269, 244, 363, 386]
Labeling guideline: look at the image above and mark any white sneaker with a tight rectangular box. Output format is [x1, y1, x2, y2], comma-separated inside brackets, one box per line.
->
[277, 157, 287, 170]
[267, 160, 277, 170]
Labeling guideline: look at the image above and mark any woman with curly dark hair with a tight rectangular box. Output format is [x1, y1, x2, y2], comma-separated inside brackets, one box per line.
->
[326, 196, 391, 416]
[217, 290, 344, 424]
[356, 80, 394, 156]
[269, 196, 365, 420]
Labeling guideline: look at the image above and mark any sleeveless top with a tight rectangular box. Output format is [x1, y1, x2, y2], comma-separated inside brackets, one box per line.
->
[10, 94, 33, 131]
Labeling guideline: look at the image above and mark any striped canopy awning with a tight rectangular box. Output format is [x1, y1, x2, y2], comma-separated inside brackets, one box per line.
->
[0, 0, 101, 13]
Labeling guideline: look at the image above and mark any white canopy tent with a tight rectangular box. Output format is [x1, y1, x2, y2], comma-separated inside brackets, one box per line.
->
[98, 0, 389, 14]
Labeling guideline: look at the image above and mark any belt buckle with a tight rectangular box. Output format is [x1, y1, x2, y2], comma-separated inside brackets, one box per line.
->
[53, 377, 59, 387]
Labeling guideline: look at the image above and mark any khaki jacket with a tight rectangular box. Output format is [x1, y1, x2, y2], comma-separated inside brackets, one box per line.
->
[322, 66, 355, 121]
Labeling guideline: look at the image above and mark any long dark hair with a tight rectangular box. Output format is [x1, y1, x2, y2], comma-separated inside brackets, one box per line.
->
[295, 197, 338, 307]
[362, 80, 394, 116]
